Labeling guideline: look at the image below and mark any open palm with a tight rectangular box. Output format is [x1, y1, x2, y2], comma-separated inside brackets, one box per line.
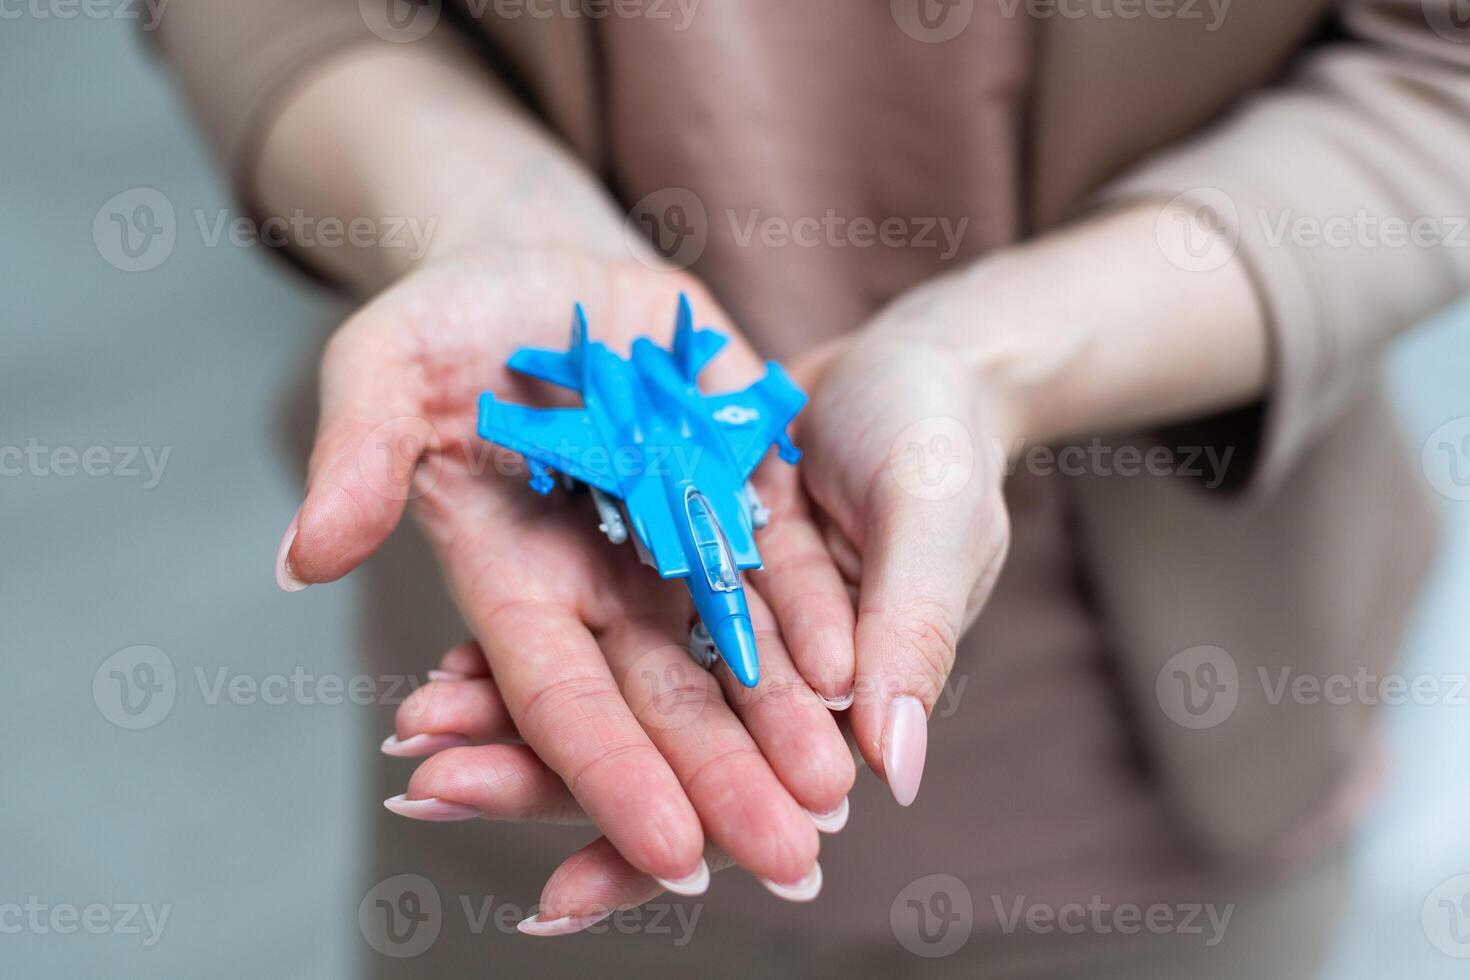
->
[276, 247, 856, 918]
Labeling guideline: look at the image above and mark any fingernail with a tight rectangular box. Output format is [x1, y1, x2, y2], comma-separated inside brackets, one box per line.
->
[427, 669, 467, 682]
[820, 690, 854, 711]
[382, 794, 480, 822]
[275, 512, 310, 593]
[380, 733, 470, 758]
[805, 797, 849, 834]
[760, 863, 823, 903]
[517, 911, 612, 937]
[654, 858, 710, 896]
[883, 695, 928, 807]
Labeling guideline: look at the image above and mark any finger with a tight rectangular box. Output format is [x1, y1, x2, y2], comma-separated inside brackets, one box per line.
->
[718, 588, 855, 828]
[480, 600, 708, 887]
[519, 838, 664, 935]
[816, 508, 862, 589]
[387, 744, 588, 824]
[521, 839, 741, 936]
[602, 613, 822, 896]
[849, 484, 1009, 808]
[383, 677, 516, 756]
[435, 641, 491, 680]
[746, 470, 857, 706]
[277, 316, 430, 590]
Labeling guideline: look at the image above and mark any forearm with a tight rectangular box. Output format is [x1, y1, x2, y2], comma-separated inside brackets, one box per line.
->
[886, 201, 1269, 451]
[254, 44, 632, 293]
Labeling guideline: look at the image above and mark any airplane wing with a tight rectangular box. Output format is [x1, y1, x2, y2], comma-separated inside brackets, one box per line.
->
[477, 393, 623, 497]
[702, 363, 808, 482]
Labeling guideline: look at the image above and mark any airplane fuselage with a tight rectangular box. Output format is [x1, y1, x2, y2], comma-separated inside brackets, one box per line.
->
[577, 339, 761, 686]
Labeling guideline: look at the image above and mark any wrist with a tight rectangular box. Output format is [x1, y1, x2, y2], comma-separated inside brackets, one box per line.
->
[256, 43, 636, 292]
[866, 200, 1266, 460]
[410, 150, 636, 275]
[857, 263, 1060, 462]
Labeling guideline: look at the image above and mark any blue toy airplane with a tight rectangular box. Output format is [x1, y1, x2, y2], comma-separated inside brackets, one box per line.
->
[477, 295, 807, 688]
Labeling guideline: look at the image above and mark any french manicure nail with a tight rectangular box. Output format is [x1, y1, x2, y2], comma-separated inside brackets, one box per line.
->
[883, 695, 928, 807]
[427, 670, 467, 682]
[517, 911, 612, 937]
[382, 794, 480, 822]
[820, 690, 854, 711]
[654, 858, 710, 896]
[275, 512, 310, 593]
[380, 733, 471, 758]
[805, 797, 850, 834]
[760, 863, 823, 903]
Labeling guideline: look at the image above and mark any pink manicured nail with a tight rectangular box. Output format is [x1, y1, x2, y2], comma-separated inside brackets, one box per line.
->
[427, 670, 467, 682]
[275, 512, 310, 593]
[380, 733, 471, 758]
[883, 695, 928, 807]
[805, 797, 849, 834]
[382, 794, 480, 822]
[654, 858, 710, 896]
[760, 863, 823, 903]
[517, 911, 612, 937]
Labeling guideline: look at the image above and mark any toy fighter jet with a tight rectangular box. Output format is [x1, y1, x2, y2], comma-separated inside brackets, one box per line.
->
[476, 295, 806, 688]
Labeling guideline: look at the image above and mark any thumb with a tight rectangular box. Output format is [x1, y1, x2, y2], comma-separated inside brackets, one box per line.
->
[275, 322, 431, 591]
[848, 441, 1008, 807]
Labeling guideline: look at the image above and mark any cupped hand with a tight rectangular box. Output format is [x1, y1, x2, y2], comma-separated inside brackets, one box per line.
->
[380, 269, 1020, 929]
[390, 641, 853, 934]
[791, 283, 1015, 807]
[276, 247, 856, 909]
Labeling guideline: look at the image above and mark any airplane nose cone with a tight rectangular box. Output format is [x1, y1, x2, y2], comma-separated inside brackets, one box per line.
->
[710, 614, 760, 688]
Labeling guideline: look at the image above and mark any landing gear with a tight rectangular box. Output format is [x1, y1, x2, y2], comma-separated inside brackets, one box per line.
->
[590, 487, 628, 545]
[745, 482, 771, 530]
[687, 623, 719, 670]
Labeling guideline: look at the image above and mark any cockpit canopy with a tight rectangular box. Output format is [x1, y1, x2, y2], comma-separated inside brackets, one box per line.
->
[685, 488, 740, 593]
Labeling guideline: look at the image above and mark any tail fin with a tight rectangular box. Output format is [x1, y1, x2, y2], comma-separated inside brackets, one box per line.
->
[570, 302, 589, 359]
[671, 293, 728, 382]
[507, 303, 591, 392]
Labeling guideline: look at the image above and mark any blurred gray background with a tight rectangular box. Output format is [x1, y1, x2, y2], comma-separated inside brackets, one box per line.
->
[3, 10, 1468, 979]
